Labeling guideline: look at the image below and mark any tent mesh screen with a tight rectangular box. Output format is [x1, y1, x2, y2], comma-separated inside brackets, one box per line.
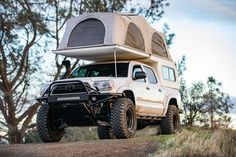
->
[68, 19, 105, 47]
[125, 23, 145, 51]
[151, 33, 168, 58]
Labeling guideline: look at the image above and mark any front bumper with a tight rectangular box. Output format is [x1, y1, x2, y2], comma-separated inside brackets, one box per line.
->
[37, 80, 122, 104]
[36, 80, 122, 127]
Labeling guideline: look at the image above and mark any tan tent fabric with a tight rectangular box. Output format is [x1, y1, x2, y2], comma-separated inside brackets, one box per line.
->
[125, 23, 145, 51]
[56, 13, 172, 61]
[152, 32, 168, 57]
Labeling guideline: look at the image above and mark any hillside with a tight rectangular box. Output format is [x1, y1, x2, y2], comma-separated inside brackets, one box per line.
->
[0, 127, 235, 157]
[151, 127, 236, 157]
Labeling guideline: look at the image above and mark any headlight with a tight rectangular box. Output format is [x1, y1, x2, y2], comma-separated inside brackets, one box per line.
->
[40, 83, 50, 96]
[93, 80, 114, 91]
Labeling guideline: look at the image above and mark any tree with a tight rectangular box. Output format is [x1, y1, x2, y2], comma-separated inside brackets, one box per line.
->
[177, 56, 188, 106]
[0, 1, 48, 143]
[44, 0, 80, 80]
[163, 23, 175, 47]
[177, 57, 233, 127]
[183, 82, 205, 126]
[202, 76, 233, 128]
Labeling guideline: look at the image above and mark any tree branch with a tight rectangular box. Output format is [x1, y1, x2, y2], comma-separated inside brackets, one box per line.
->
[11, 0, 37, 87]
[19, 103, 41, 134]
[17, 102, 41, 123]
[0, 135, 9, 141]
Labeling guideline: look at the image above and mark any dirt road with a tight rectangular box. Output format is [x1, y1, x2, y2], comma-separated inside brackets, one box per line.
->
[0, 138, 159, 157]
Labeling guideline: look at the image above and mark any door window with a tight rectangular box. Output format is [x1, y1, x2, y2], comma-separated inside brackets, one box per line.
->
[143, 66, 157, 84]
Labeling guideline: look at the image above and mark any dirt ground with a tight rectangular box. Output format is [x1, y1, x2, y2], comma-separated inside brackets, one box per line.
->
[0, 138, 159, 157]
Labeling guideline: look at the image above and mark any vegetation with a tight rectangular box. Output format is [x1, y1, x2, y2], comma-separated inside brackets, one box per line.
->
[0, 1, 48, 143]
[177, 56, 234, 128]
[151, 127, 236, 157]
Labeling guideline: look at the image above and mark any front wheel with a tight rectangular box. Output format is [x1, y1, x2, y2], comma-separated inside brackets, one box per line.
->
[97, 125, 115, 139]
[110, 98, 137, 139]
[36, 104, 64, 142]
[160, 105, 181, 134]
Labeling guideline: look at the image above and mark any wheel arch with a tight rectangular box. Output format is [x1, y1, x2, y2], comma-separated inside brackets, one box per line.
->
[163, 97, 179, 115]
[122, 90, 136, 106]
[169, 98, 178, 108]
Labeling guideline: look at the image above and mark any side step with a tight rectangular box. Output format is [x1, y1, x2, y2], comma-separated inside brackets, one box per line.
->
[137, 115, 164, 121]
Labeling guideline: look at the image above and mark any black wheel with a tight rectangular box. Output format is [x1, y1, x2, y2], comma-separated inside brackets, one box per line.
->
[36, 104, 64, 142]
[97, 125, 115, 139]
[110, 98, 137, 139]
[161, 105, 181, 134]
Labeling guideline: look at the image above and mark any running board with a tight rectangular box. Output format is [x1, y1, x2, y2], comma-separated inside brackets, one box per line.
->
[137, 115, 164, 121]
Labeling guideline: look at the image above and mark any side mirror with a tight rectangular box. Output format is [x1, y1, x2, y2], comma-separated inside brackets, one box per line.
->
[61, 60, 71, 79]
[134, 71, 146, 80]
[62, 60, 71, 69]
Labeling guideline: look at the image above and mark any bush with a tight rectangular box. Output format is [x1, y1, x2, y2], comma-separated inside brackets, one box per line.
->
[154, 127, 236, 157]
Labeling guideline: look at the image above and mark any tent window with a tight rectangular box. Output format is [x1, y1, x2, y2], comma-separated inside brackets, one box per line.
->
[152, 33, 168, 58]
[125, 23, 145, 51]
[68, 19, 105, 47]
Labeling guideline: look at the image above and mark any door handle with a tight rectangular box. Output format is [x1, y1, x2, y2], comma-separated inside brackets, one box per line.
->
[146, 87, 150, 90]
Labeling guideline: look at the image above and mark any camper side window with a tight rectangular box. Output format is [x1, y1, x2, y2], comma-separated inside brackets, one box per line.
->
[162, 66, 176, 82]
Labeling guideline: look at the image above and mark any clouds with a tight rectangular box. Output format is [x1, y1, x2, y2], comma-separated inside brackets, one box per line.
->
[154, 0, 236, 129]
[154, 0, 236, 96]
[166, 0, 236, 22]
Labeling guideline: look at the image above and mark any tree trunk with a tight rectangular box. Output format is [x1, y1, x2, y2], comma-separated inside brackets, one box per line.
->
[8, 126, 23, 144]
[210, 103, 214, 128]
[188, 119, 193, 126]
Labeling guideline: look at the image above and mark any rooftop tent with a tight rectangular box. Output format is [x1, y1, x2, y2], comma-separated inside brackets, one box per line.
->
[54, 13, 172, 61]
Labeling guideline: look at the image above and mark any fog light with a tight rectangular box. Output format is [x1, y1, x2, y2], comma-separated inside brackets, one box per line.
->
[92, 96, 97, 101]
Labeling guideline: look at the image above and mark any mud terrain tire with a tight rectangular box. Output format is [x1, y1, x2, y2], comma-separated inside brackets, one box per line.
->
[111, 98, 137, 139]
[37, 104, 64, 142]
[161, 105, 181, 134]
[97, 126, 115, 139]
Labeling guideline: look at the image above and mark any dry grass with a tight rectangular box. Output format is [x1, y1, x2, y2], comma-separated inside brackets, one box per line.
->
[153, 127, 236, 157]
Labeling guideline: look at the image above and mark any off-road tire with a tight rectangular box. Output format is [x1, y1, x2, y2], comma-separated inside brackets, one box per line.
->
[36, 104, 64, 142]
[97, 125, 115, 139]
[161, 105, 181, 134]
[111, 98, 137, 139]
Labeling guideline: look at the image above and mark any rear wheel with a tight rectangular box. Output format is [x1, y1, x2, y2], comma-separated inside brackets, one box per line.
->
[36, 104, 64, 142]
[110, 98, 137, 139]
[97, 125, 115, 139]
[161, 105, 181, 134]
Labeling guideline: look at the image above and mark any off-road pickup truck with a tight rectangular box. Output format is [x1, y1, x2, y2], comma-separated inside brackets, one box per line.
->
[36, 13, 182, 142]
[37, 60, 182, 142]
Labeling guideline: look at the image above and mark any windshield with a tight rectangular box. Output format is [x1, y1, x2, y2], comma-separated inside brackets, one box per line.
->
[69, 63, 129, 78]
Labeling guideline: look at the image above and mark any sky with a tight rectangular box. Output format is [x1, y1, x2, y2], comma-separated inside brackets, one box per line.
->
[153, 0, 236, 128]
[154, 0, 236, 96]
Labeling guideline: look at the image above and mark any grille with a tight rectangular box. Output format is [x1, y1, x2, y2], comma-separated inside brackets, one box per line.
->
[51, 82, 87, 95]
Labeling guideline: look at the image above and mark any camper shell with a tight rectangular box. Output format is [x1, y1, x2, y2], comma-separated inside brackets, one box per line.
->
[36, 13, 182, 142]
